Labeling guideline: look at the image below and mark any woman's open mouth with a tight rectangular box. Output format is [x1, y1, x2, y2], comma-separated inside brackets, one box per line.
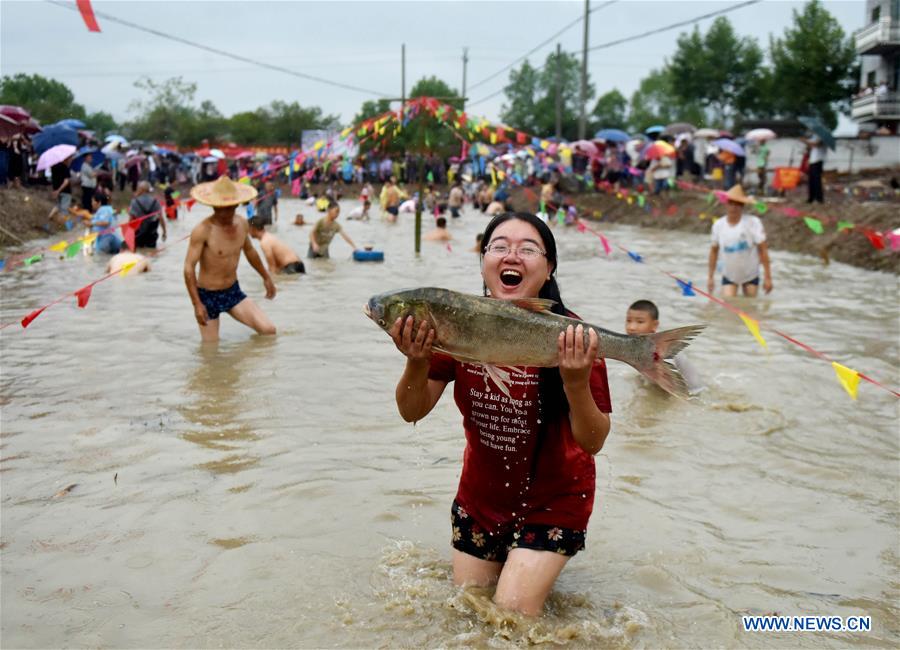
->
[500, 270, 523, 287]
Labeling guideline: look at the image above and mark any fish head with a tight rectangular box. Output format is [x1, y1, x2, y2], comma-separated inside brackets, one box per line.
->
[364, 289, 433, 332]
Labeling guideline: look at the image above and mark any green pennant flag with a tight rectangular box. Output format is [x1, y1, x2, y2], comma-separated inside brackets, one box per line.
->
[539, 201, 546, 214]
[755, 201, 767, 214]
[637, 195, 646, 207]
[66, 241, 83, 258]
[803, 217, 824, 234]
[706, 192, 715, 204]
[837, 220, 854, 232]
[24, 254, 43, 266]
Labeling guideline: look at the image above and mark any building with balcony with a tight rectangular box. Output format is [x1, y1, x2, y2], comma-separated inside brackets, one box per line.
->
[853, 0, 900, 131]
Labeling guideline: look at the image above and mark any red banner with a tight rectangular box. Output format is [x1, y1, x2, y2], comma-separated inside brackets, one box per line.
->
[76, 0, 101, 32]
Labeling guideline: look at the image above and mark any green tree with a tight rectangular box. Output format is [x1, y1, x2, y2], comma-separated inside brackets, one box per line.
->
[591, 89, 628, 131]
[0, 73, 86, 125]
[126, 76, 199, 142]
[629, 68, 705, 132]
[267, 100, 339, 146]
[769, 0, 857, 128]
[85, 110, 118, 136]
[668, 17, 768, 126]
[228, 109, 270, 144]
[501, 51, 594, 139]
[500, 60, 541, 134]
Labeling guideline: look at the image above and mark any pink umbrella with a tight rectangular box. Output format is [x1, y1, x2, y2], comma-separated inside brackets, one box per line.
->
[23, 118, 42, 134]
[36, 144, 77, 172]
[745, 128, 777, 142]
[571, 140, 599, 156]
[124, 154, 146, 168]
[234, 151, 254, 160]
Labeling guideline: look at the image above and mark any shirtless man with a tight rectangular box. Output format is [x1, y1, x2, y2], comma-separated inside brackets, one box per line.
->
[423, 216, 453, 242]
[248, 218, 305, 274]
[184, 176, 276, 342]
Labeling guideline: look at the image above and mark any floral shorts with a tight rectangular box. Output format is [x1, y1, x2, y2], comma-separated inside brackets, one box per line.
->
[450, 500, 586, 563]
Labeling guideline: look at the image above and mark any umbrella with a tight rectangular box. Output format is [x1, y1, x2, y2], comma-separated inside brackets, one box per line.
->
[663, 122, 696, 136]
[0, 105, 31, 123]
[0, 114, 22, 139]
[234, 151, 254, 160]
[712, 138, 745, 156]
[718, 130, 734, 139]
[643, 140, 677, 160]
[71, 147, 106, 172]
[22, 118, 42, 135]
[594, 128, 630, 143]
[644, 125, 665, 135]
[32, 124, 79, 155]
[744, 128, 776, 142]
[798, 116, 836, 150]
[202, 155, 219, 163]
[209, 148, 225, 159]
[54, 118, 87, 129]
[272, 154, 286, 163]
[101, 142, 126, 159]
[571, 140, 599, 156]
[124, 154, 146, 168]
[36, 144, 77, 172]
[694, 128, 721, 139]
[104, 134, 128, 144]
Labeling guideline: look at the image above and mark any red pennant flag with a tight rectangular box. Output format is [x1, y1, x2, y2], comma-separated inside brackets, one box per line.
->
[75, 285, 93, 308]
[121, 222, 136, 252]
[76, 0, 101, 32]
[666, 204, 678, 216]
[864, 229, 885, 250]
[21, 306, 47, 329]
[599, 234, 612, 256]
[516, 131, 527, 145]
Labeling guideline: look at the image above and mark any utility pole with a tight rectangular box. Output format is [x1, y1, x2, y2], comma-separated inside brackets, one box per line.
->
[401, 43, 406, 119]
[555, 43, 562, 140]
[461, 47, 469, 111]
[579, 0, 589, 140]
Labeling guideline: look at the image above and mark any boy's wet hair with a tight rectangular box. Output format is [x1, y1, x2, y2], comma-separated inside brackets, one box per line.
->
[248, 217, 264, 230]
[629, 299, 659, 321]
[326, 198, 339, 211]
[436, 217, 447, 228]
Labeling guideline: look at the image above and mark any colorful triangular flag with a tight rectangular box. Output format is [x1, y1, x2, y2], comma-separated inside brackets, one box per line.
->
[803, 217, 824, 234]
[74, 285, 92, 308]
[831, 362, 860, 400]
[677, 279, 695, 296]
[21, 306, 47, 329]
[739, 313, 767, 349]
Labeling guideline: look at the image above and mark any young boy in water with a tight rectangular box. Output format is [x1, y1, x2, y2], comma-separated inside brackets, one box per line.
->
[626, 300, 703, 395]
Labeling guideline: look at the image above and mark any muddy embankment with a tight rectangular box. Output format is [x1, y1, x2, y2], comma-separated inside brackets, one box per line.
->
[509, 184, 900, 274]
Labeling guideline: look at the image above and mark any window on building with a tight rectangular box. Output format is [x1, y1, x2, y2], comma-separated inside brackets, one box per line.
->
[871, 4, 880, 22]
[867, 70, 877, 88]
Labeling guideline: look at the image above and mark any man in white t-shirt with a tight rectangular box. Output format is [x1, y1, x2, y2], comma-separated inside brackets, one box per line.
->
[707, 185, 773, 297]
[801, 133, 826, 204]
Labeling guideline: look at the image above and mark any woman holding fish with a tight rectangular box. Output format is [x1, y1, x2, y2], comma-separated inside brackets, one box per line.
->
[385, 212, 612, 616]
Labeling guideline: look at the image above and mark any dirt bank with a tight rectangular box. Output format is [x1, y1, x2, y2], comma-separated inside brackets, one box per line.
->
[0, 186, 61, 247]
[509, 186, 899, 274]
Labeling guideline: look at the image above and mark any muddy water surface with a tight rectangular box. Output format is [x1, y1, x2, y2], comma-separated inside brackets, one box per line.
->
[1, 198, 898, 648]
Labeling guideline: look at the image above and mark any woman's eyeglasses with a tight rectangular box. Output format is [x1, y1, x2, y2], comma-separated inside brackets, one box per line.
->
[484, 243, 546, 259]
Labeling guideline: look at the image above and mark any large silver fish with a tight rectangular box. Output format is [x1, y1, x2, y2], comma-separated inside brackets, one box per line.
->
[365, 287, 705, 398]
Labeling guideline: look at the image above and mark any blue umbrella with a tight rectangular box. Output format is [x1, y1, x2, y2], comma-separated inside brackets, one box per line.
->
[644, 125, 665, 135]
[54, 118, 86, 129]
[71, 147, 106, 172]
[594, 128, 630, 143]
[104, 134, 128, 144]
[712, 138, 745, 157]
[32, 124, 79, 155]
[798, 116, 836, 151]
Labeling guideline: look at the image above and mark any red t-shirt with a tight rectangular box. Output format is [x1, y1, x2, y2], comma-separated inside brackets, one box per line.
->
[428, 351, 612, 535]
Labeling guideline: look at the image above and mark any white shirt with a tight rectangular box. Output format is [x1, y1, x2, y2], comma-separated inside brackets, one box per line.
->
[808, 136, 826, 165]
[711, 214, 766, 284]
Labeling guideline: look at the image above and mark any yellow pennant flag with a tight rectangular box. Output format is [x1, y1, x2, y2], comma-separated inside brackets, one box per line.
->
[340, 127, 352, 137]
[831, 362, 860, 400]
[82, 233, 98, 245]
[540, 139, 550, 150]
[490, 132, 497, 144]
[119, 261, 137, 277]
[627, 196, 634, 205]
[49, 241, 69, 253]
[739, 313, 767, 349]
[497, 170, 505, 180]
[313, 140, 324, 151]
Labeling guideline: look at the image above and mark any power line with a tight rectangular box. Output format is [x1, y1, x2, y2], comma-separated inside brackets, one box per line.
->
[588, 0, 762, 52]
[466, 0, 618, 93]
[467, 87, 505, 108]
[45, 0, 391, 97]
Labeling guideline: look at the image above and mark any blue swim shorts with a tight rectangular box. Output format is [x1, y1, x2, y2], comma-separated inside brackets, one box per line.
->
[198, 281, 247, 320]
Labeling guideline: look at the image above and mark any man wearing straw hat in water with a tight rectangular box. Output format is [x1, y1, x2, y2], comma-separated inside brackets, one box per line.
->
[184, 176, 277, 342]
[707, 184, 773, 297]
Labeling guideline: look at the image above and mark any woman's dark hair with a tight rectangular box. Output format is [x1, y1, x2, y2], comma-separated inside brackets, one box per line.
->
[92, 193, 109, 206]
[480, 211, 570, 424]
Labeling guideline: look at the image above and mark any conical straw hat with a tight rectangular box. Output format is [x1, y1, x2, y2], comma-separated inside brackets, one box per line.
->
[190, 175, 258, 207]
[724, 184, 754, 205]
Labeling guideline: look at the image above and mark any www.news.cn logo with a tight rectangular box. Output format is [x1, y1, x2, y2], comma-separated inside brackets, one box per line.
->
[742, 615, 871, 632]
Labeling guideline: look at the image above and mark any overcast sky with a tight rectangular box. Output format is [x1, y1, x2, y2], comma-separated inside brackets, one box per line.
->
[1, 0, 864, 128]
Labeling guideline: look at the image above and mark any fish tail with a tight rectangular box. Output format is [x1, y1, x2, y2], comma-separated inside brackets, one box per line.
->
[639, 325, 706, 399]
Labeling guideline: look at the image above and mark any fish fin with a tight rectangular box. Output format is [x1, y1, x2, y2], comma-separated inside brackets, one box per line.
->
[434, 346, 484, 366]
[510, 297, 557, 313]
[483, 364, 513, 398]
[638, 325, 706, 399]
